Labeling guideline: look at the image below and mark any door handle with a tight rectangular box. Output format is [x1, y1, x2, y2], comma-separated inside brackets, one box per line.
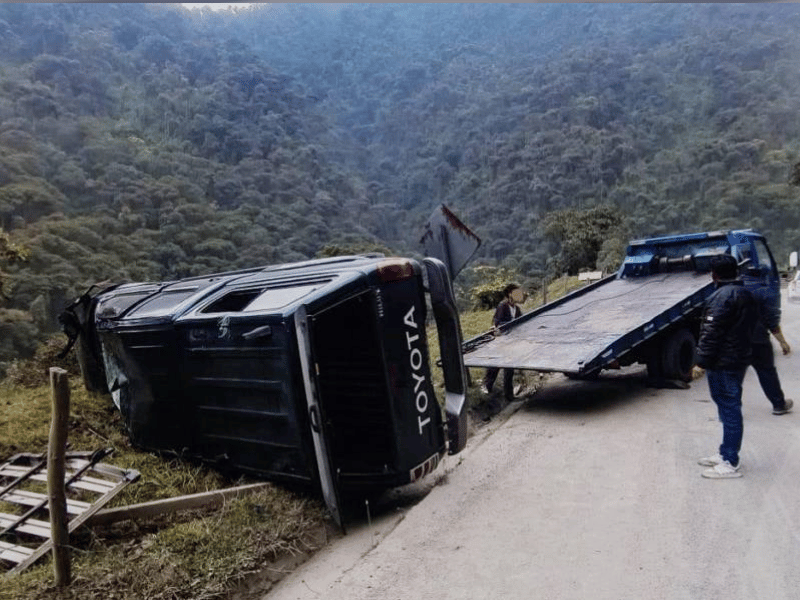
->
[309, 405, 321, 433]
[242, 325, 272, 340]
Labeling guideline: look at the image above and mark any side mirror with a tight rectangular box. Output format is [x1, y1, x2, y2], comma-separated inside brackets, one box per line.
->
[731, 243, 752, 264]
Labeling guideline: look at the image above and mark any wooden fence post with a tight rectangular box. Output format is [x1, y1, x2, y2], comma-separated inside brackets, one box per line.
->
[48, 367, 71, 587]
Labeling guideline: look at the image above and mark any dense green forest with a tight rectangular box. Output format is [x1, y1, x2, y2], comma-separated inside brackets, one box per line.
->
[1, 3, 800, 374]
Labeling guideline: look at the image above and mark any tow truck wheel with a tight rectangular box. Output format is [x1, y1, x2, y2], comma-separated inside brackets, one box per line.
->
[660, 328, 696, 382]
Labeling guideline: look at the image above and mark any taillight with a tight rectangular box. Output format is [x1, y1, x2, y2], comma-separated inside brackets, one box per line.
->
[409, 453, 439, 483]
[377, 259, 415, 283]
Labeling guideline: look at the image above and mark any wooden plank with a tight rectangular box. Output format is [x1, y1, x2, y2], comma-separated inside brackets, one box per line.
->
[0, 513, 52, 538]
[88, 482, 271, 526]
[11, 475, 134, 573]
[6, 473, 116, 494]
[2, 489, 90, 515]
[49, 367, 72, 586]
[0, 466, 32, 478]
[65, 474, 117, 493]
[0, 540, 33, 564]
[3, 452, 140, 575]
[0, 457, 46, 498]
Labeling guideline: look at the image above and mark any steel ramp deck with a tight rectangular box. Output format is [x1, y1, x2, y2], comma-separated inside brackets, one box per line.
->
[463, 271, 713, 373]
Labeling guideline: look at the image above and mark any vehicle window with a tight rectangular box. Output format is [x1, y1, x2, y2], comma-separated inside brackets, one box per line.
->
[752, 239, 775, 272]
[244, 284, 320, 311]
[201, 284, 320, 313]
[127, 290, 200, 318]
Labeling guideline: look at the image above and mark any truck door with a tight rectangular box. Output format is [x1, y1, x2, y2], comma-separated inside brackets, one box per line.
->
[294, 305, 343, 528]
[420, 204, 481, 280]
[751, 238, 780, 281]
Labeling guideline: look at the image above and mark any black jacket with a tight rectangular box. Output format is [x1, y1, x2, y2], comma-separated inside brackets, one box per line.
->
[741, 274, 781, 345]
[695, 279, 756, 371]
[492, 299, 521, 327]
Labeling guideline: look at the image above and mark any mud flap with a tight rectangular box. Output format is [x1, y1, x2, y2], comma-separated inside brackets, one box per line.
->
[294, 305, 343, 529]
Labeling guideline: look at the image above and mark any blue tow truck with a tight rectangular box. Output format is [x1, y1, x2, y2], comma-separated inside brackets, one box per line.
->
[463, 229, 781, 382]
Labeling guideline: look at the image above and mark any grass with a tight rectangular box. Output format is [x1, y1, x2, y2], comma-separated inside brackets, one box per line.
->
[0, 382, 230, 506]
[0, 381, 326, 600]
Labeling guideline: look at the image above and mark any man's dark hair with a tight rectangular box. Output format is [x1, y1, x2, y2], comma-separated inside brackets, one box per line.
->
[503, 283, 520, 297]
[710, 254, 739, 280]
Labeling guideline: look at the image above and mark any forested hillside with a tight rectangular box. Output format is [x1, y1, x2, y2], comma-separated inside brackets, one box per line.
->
[1, 3, 800, 372]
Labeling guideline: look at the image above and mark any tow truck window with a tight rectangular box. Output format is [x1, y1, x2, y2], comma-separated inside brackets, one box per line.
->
[752, 239, 776, 273]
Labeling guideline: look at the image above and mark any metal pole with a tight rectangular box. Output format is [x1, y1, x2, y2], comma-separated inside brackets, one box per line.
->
[48, 367, 71, 587]
[439, 224, 454, 281]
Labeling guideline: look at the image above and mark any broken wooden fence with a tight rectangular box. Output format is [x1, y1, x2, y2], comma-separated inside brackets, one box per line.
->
[0, 451, 140, 575]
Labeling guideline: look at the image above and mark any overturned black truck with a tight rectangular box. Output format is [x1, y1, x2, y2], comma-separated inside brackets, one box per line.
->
[61, 255, 468, 526]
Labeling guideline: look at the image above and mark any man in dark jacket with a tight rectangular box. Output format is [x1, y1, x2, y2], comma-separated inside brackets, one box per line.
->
[742, 274, 793, 415]
[695, 254, 757, 479]
[483, 283, 524, 401]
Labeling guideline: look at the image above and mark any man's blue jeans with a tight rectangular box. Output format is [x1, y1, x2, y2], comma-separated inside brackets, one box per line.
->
[707, 368, 747, 466]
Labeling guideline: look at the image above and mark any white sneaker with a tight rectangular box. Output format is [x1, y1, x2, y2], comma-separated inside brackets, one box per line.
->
[697, 454, 723, 467]
[701, 460, 742, 479]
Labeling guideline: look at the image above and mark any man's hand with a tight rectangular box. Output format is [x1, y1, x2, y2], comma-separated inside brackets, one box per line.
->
[691, 366, 706, 380]
[772, 329, 791, 355]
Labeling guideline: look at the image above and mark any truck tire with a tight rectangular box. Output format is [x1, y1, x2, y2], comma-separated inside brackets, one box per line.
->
[660, 328, 696, 381]
[645, 353, 663, 380]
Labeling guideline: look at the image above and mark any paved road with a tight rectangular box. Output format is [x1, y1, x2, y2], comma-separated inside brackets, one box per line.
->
[267, 292, 800, 600]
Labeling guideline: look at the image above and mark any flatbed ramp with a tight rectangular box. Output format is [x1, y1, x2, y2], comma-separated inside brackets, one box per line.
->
[463, 271, 713, 374]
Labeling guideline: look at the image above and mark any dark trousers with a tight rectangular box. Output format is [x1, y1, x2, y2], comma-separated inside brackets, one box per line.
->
[751, 341, 786, 410]
[485, 367, 514, 400]
[707, 368, 747, 467]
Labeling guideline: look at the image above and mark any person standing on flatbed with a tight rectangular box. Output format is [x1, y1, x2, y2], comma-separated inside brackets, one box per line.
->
[483, 283, 524, 402]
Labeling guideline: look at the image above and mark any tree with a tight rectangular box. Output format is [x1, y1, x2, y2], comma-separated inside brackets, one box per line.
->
[791, 161, 800, 187]
[0, 227, 26, 300]
[459, 265, 526, 310]
[316, 239, 392, 258]
[541, 206, 623, 276]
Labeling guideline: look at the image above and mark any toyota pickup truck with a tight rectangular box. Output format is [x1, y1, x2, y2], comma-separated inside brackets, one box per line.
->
[61, 255, 467, 527]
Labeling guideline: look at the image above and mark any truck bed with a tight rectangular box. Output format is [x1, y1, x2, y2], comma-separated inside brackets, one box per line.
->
[463, 271, 713, 374]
